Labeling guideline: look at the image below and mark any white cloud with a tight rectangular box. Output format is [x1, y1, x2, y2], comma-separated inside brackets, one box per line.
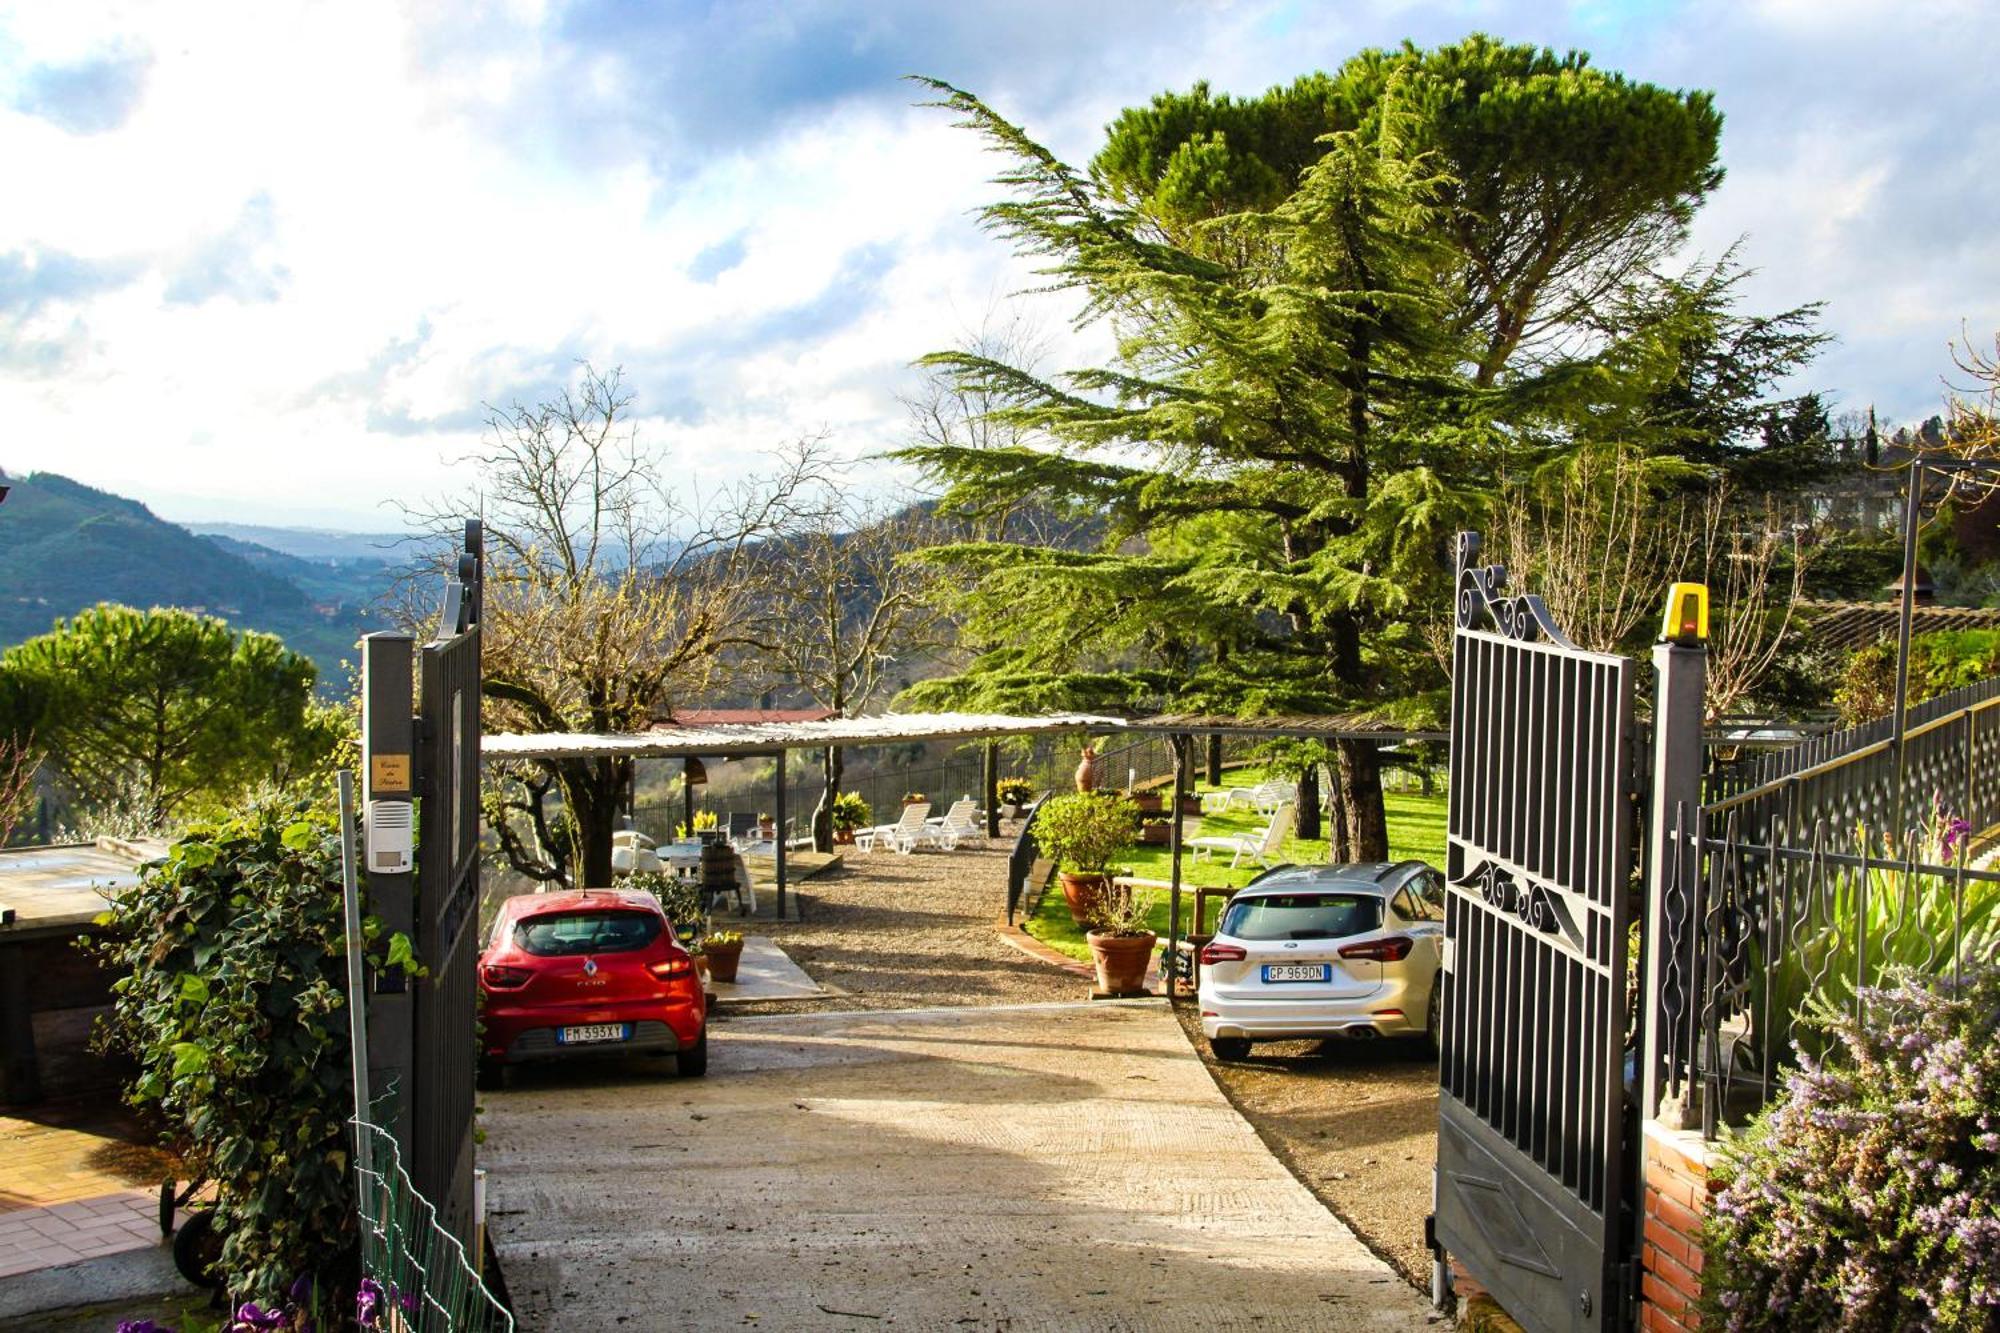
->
[0, 0, 1996, 525]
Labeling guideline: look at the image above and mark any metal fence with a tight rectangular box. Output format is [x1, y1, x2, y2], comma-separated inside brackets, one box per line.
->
[352, 1116, 514, 1332]
[1656, 678, 2000, 1137]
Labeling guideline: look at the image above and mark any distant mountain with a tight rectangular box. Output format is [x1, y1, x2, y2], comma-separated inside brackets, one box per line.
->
[0, 472, 401, 687]
[185, 522, 414, 563]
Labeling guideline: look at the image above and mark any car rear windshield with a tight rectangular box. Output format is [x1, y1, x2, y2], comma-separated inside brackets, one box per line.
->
[1221, 893, 1382, 941]
[513, 910, 663, 956]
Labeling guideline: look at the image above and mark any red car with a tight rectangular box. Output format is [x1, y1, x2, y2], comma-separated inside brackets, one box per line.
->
[477, 888, 707, 1084]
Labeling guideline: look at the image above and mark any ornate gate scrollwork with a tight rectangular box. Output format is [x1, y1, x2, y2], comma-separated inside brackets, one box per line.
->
[1454, 531, 1579, 650]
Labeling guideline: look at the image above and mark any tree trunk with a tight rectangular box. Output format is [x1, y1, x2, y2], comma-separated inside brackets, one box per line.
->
[1337, 741, 1388, 861]
[1206, 732, 1223, 786]
[571, 767, 620, 889]
[812, 745, 842, 852]
[1324, 763, 1351, 862]
[1295, 762, 1322, 841]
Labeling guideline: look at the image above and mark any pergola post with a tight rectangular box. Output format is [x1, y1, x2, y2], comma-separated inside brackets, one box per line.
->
[983, 741, 1000, 838]
[774, 749, 788, 920]
[1167, 733, 1189, 1001]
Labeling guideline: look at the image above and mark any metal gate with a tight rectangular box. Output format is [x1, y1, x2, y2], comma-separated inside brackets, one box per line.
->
[412, 522, 484, 1243]
[1433, 532, 1638, 1332]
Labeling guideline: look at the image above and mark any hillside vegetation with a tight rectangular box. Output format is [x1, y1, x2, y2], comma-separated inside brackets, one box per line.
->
[0, 472, 396, 684]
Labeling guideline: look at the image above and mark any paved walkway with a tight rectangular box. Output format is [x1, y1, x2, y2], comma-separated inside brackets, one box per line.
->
[482, 1001, 1430, 1331]
[0, 1105, 172, 1279]
[709, 936, 828, 1005]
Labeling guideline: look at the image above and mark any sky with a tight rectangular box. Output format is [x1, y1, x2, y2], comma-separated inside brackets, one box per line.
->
[0, 0, 1996, 530]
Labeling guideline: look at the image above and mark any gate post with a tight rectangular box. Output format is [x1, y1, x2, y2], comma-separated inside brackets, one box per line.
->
[360, 631, 417, 1152]
[1642, 606, 1706, 1128]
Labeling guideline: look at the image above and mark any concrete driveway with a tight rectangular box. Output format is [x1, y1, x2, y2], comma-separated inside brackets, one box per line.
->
[481, 1000, 1432, 1331]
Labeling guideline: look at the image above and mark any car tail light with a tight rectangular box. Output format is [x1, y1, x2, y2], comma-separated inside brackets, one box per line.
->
[648, 955, 695, 981]
[1338, 936, 1414, 962]
[481, 964, 531, 989]
[1198, 942, 1247, 964]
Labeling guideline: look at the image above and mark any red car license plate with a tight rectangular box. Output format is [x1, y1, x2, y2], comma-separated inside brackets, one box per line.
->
[558, 1023, 629, 1045]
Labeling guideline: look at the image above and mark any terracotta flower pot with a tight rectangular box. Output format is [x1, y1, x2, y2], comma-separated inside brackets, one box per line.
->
[705, 940, 744, 984]
[1130, 791, 1164, 815]
[1139, 821, 1171, 845]
[1059, 872, 1109, 926]
[1178, 795, 1204, 818]
[1088, 930, 1157, 994]
[694, 955, 712, 986]
[1075, 746, 1098, 792]
[833, 828, 856, 846]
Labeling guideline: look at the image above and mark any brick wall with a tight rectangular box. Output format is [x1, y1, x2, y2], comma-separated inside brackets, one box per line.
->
[1640, 1121, 1716, 1332]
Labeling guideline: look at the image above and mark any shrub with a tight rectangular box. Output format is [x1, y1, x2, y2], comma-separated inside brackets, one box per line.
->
[1835, 629, 2000, 726]
[831, 791, 872, 831]
[85, 796, 417, 1301]
[997, 778, 1035, 807]
[1031, 791, 1140, 875]
[624, 869, 704, 937]
[1703, 962, 2000, 1330]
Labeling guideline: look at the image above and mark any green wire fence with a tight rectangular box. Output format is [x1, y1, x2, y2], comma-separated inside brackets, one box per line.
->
[352, 1115, 514, 1332]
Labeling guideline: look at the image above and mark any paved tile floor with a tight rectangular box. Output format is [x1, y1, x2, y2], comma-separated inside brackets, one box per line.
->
[0, 1105, 174, 1279]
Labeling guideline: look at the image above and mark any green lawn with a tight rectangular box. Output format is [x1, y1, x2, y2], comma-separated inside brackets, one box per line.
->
[1023, 768, 1448, 962]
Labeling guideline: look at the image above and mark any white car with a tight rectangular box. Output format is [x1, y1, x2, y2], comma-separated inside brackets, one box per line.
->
[1196, 860, 1447, 1061]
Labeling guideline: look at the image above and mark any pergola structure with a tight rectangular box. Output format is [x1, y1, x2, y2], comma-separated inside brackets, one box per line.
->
[483, 708, 1445, 966]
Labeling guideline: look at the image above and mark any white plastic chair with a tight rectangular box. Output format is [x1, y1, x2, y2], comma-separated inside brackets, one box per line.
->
[1189, 802, 1294, 869]
[856, 802, 931, 853]
[927, 798, 983, 850]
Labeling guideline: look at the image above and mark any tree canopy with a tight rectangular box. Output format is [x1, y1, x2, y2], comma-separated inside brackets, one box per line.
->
[0, 603, 321, 823]
[897, 39, 1819, 857]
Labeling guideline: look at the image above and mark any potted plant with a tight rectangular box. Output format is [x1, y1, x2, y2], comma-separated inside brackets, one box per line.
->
[1178, 791, 1204, 818]
[1128, 787, 1165, 816]
[902, 790, 928, 807]
[1031, 791, 1141, 926]
[687, 932, 710, 986]
[997, 778, 1034, 819]
[758, 811, 776, 838]
[704, 930, 745, 983]
[1086, 883, 1158, 995]
[831, 791, 871, 845]
[1139, 817, 1172, 845]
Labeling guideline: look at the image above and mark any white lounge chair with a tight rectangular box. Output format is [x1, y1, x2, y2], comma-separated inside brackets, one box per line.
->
[1189, 802, 1294, 869]
[927, 797, 984, 850]
[856, 801, 932, 854]
[1203, 778, 1292, 815]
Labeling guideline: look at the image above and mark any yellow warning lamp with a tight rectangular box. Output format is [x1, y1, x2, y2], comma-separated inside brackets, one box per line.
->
[1661, 582, 1709, 645]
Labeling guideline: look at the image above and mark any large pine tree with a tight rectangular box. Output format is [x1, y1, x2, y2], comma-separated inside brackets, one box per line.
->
[898, 40, 1748, 857]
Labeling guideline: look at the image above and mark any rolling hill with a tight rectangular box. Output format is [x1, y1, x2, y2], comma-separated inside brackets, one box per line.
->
[0, 471, 400, 687]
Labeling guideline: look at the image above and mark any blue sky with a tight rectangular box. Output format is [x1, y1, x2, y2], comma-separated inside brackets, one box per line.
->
[0, 0, 1995, 529]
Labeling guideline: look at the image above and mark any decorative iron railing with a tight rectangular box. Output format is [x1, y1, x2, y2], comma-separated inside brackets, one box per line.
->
[1655, 678, 2000, 1136]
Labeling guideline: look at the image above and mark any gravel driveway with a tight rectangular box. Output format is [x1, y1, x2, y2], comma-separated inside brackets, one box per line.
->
[740, 835, 1082, 1012]
[482, 1000, 1433, 1332]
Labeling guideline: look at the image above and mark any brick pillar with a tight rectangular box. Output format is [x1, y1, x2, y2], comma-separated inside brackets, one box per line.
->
[1641, 1121, 1716, 1331]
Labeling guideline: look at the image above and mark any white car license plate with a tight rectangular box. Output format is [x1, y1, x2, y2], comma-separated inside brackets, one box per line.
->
[1262, 963, 1330, 983]
[558, 1023, 628, 1045]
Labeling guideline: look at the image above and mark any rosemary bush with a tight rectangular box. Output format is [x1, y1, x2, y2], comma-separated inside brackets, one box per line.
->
[1705, 962, 2000, 1330]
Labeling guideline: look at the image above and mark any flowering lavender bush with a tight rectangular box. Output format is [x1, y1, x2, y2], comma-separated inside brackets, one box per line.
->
[1704, 962, 2000, 1330]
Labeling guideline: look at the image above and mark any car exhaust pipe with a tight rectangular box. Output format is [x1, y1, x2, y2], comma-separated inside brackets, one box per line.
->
[1344, 1024, 1382, 1039]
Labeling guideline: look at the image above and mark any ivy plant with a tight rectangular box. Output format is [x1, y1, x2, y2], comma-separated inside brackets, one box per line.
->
[86, 795, 416, 1301]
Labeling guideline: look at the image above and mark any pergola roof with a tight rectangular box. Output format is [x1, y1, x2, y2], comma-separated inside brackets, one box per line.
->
[482, 708, 1442, 761]
[1798, 599, 2000, 650]
[1125, 712, 1444, 742]
[482, 711, 1125, 760]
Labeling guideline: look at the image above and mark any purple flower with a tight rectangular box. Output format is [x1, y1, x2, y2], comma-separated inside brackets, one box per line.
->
[228, 1303, 287, 1333]
[288, 1274, 313, 1305]
[1941, 811, 1974, 859]
[355, 1277, 386, 1328]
